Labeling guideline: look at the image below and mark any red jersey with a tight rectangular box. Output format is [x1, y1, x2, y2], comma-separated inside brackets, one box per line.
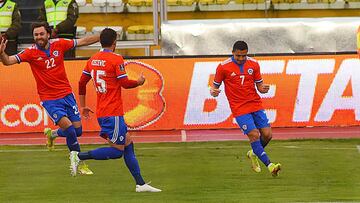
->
[15, 38, 76, 101]
[81, 49, 137, 118]
[213, 56, 263, 117]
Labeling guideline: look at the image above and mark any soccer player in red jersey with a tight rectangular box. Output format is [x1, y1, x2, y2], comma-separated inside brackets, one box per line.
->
[210, 41, 281, 177]
[0, 21, 98, 175]
[73, 28, 161, 192]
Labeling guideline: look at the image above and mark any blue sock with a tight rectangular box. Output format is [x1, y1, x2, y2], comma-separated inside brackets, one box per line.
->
[75, 127, 82, 137]
[251, 140, 271, 166]
[57, 128, 65, 137]
[78, 151, 92, 160]
[88, 147, 123, 160]
[124, 143, 145, 185]
[64, 125, 80, 152]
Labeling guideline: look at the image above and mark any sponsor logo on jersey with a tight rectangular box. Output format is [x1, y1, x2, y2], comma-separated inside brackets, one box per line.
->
[231, 72, 236, 77]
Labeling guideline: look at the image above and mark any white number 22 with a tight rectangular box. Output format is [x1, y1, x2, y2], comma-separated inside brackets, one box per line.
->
[45, 58, 56, 69]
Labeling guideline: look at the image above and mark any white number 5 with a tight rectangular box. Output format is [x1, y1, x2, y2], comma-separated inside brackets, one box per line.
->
[91, 70, 106, 93]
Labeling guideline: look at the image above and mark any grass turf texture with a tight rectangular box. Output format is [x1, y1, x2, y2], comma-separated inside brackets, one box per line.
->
[0, 139, 359, 202]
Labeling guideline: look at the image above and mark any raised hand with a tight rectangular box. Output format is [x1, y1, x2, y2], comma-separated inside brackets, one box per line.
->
[137, 72, 145, 86]
[0, 38, 8, 55]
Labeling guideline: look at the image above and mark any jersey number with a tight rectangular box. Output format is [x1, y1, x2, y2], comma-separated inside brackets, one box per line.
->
[91, 70, 107, 93]
[240, 75, 245, 85]
[45, 58, 56, 69]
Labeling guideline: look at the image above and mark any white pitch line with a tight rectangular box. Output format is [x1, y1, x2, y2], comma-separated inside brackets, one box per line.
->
[0, 145, 357, 153]
[357, 145, 360, 153]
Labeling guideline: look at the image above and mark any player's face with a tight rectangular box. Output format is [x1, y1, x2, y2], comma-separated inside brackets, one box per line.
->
[33, 26, 50, 48]
[233, 49, 248, 65]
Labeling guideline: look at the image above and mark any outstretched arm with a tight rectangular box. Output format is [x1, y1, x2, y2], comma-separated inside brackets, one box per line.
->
[0, 39, 18, 65]
[121, 73, 145, 89]
[76, 34, 100, 47]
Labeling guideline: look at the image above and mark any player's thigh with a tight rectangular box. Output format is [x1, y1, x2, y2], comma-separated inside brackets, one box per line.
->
[125, 133, 133, 146]
[41, 99, 68, 126]
[64, 94, 81, 123]
[235, 114, 257, 135]
[98, 116, 128, 145]
[253, 110, 270, 129]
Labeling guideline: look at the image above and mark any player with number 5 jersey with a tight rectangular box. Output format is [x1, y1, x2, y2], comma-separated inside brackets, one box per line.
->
[75, 28, 161, 192]
[0, 21, 99, 175]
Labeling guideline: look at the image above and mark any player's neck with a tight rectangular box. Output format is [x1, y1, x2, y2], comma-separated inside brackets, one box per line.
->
[101, 47, 114, 52]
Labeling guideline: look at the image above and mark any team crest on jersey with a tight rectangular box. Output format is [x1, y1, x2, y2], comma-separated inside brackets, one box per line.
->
[53, 113, 58, 119]
[247, 68, 253, 75]
[53, 51, 59, 57]
[7, 5, 13, 10]
[230, 72, 236, 77]
[242, 125, 247, 130]
[119, 64, 125, 71]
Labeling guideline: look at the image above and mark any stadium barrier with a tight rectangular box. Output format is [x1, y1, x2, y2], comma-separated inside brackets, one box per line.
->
[0, 54, 359, 133]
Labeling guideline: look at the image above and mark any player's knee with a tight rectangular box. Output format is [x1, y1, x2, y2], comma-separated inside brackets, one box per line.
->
[262, 130, 272, 141]
[75, 126, 82, 137]
[125, 133, 133, 146]
[247, 129, 260, 142]
[110, 148, 123, 159]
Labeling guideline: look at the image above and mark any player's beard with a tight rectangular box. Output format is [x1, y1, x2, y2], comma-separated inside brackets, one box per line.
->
[36, 38, 48, 49]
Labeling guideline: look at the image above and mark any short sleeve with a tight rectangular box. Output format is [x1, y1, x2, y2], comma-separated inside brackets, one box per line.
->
[213, 64, 224, 87]
[115, 56, 127, 79]
[58, 38, 76, 52]
[15, 48, 31, 63]
[253, 62, 263, 83]
[82, 60, 91, 77]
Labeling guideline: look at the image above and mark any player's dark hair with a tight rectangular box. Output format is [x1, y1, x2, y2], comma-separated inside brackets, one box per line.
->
[31, 21, 51, 34]
[232, 41, 248, 52]
[100, 28, 117, 47]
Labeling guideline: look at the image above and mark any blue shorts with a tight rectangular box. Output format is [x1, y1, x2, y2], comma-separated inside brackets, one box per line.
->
[235, 110, 270, 135]
[41, 93, 81, 124]
[97, 116, 127, 145]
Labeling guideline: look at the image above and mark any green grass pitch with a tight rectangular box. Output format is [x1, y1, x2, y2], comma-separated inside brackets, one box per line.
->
[0, 139, 359, 203]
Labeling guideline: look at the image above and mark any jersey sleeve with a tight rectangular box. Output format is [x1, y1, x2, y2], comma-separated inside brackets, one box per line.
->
[115, 57, 127, 79]
[58, 38, 76, 52]
[15, 48, 32, 63]
[253, 62, 263, 83]
[79, 61, 92, 95]
[213, 64, 224, 87]
[82, 60, 91, 77]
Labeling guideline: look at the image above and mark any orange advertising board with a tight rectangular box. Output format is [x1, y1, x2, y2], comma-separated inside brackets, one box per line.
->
[0, 54, 360, 133]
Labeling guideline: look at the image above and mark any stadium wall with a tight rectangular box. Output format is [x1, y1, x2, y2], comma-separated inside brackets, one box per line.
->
[0, 54, 359, 133]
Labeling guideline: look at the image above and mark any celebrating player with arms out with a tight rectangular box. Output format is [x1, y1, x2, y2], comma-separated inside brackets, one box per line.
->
[0, 21, 99, 175]
[210, 41, 281, 176]
[73, 28, 161, 192]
